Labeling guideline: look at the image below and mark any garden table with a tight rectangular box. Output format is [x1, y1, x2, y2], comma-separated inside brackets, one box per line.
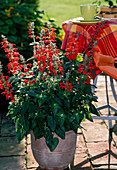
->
[61, 17, 117, 78]
[61, 17, 117, 169]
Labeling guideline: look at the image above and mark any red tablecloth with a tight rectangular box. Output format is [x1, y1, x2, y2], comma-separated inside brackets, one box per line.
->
[61, 19, 117, 80]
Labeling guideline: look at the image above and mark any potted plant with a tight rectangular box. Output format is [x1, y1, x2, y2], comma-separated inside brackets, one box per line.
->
[0, 22, 102, 169]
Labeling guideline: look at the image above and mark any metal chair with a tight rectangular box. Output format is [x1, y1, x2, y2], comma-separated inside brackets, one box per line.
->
[92, 60, 117, 169]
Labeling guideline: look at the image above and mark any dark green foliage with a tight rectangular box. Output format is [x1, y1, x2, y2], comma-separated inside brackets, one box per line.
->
[0, 0, 43, 66]
[104, 0, 117, 6]
[14, 0, 40, 10]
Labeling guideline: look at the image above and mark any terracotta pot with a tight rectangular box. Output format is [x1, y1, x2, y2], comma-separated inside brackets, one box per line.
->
[31, 131, 77, 170]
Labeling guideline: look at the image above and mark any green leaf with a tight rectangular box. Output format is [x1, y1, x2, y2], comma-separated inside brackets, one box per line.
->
[79, 112, 85, 122]
[0, 21, 4, 25]
[28, 90, 40, 99]
[54, 97, 63, 106]
[68, 115, 75, 122]
[64, 100, 70, 109]
[31, 120, 36, 129]
[38, 99, 44, 107]
[72, 95, 77, 103]
[1, 11, 9, 15]
[85, 86, 92, 94]
[28, 103, 35, 116]
[8, 36, 17, 42]
[65, 119, 71, 130]
[57, 109, 66, 118]
[13, 16, 22, 23]
[91, 68, 95, 77]
[75, 112, 80, 124]
[71, 120, 79, 133]
[21, 103, 29, 115]
[53, 106, 59, 116]
[15, 119, 26, 141]
[56, 128, 65, 139]
[28, 90, 36, 97]
[14, 106, 20, 116]
[9, 27, 17, 34]
[86, 113, 93, 122]
[5, 19, 13, 25]
[33, 126, 43, 139]
[46, 137, 59, 152]
[22, 116, 29, 131]
[51, 103, 59, 116]
[90, 104, 100, 116]
[1, 26, 9, 34]
[58, 117, 65, 127]
[47, 116, 56, 131]
[19, 88, 26, 94]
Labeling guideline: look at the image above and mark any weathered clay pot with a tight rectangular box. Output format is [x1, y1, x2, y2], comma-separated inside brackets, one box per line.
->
[31, 131, 77, 170]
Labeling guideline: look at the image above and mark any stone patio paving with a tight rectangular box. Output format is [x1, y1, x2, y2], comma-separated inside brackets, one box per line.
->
[0, 75, 117, 170]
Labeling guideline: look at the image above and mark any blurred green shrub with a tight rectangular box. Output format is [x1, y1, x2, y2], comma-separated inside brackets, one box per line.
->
[104, 0, 117, 6]
[14, 0, 40, 10]
[0, 0, 62, 68]
[0, 0, 44, 68]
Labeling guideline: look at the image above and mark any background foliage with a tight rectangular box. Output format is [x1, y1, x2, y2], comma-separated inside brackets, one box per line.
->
[104, 0, 117, 6]
[14, 0, 40, 10]
[39, 0, 117, 26]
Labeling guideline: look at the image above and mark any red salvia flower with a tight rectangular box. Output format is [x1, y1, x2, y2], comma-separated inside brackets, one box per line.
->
[24, 79, 29, 84]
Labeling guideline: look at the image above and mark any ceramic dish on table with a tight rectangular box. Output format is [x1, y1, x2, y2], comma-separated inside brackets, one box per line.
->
[71, 18, 101, 25]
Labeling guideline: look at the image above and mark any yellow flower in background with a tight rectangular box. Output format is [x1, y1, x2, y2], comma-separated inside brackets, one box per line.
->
[9, 7, 14, 10]
[27, 23, 31, 29]
[21, 42, 23, 47]
[59, 34, 64, 41]
[5, 7, 14, 17]
[5, 10, 11, 17]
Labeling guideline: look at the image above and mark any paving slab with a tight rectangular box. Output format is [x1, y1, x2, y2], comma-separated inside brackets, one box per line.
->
[75, 133, 87, 154]
[72, 153, 92, 169]
[0, 137, 25, 156]
[87, 142, 117, 166]
[94, 167, 117, 170]
[71, 133, 92, 169]
[27, 168, 39, 170]
[113, 133, 117, 146]
[82, 122, 108, 143]
[1, 118, 16, 136]
[0, 156, 26, 170]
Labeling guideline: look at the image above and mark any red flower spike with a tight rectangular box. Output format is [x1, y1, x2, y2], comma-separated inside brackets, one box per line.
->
[33, 79, 37, 82]
[39, 106, 43, 109]
[27, 63, 32, 67]
[29, 81, 33, 85]
[30, 72, 33, 75]
[24, 68, 28, 72]
[21, 73, 26, 77]
[24, 79, 29, 84]
[29, 30, 32, 34]
[29, 35, 32, 38]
